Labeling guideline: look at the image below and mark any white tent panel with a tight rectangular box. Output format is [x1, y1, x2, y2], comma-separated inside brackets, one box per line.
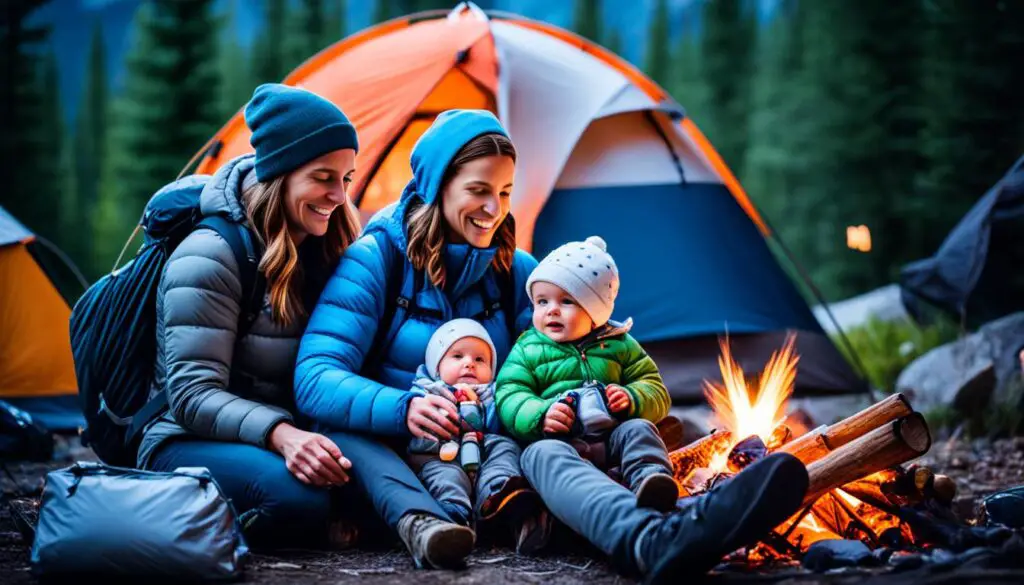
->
[492, 20, 631, 251]
[595, 84, 659, 118]
[555, 111, 721, 189]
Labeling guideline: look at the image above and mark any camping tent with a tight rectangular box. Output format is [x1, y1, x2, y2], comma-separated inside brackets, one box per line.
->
[901, 154, 1024, 328]
[0, 206, 82, 430]
[195, 3, 866, 402]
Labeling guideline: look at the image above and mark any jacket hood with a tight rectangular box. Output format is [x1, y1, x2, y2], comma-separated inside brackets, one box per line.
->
[199, 154, 256, 220]
[364, 110, 508, 250]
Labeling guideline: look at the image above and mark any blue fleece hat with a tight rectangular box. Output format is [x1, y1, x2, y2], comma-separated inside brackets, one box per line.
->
[405, 109, 508, 206]
[244, 83, 359, 182]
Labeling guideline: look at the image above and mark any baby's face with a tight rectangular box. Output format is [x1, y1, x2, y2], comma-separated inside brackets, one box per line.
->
[530, 281, 595, 343]
[437, 336, 494, 386]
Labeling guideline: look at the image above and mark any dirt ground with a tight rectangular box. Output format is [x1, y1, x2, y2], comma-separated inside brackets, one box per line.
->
[2, 435, 1023, 584]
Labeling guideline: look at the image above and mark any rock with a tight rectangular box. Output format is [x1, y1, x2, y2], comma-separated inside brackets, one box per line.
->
[980, 486, 1024, 528]
[802, 539, 880, 572]
[813, 284, 910, 335]
[894, 312, 1024, 413]
[978, 312, 1024, 404]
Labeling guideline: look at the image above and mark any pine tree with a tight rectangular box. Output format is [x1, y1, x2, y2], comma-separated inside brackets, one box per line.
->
[755, 0, 924, 299]
[288, 0, 326, 70]
[373, 0, 392, 23]
[604, 27, 623, 56]
[698, 0, 754, 174]
[742, 0, 805, 228]
[253, 0, 288, 83]
[1, 0, 51, 233]
[918, 0, 1024, 249]
[740, 0, 821, 294]
[219, 0, 253, 120]
[644, 0, 670, 86]
[73, 21, 107, 271]
[97, 0, 221, 268]
[667, 8, 705, 119]
[38, 50, 70, 244]
[573, 0, 601, 43]
[324, 0, 347, 45]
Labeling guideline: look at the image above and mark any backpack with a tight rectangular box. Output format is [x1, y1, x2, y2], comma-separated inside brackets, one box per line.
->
[69, 175, 266, 467]
[364, 230, 517, 375]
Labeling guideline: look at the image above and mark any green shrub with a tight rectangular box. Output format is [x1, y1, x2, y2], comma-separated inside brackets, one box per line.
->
[830, 316, 960, 393]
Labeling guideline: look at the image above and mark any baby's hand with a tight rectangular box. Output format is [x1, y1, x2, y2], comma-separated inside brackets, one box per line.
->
[605, 384, 631, 413]
[544, 402, 575, 435]
[453, 384, 481, 403]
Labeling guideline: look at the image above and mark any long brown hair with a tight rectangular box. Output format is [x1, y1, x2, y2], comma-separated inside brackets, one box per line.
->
[405, 133, 517, 289]
[242, 174, 361, 327]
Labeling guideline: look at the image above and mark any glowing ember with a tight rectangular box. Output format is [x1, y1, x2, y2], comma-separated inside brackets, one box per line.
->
[703, 333, 799, 472]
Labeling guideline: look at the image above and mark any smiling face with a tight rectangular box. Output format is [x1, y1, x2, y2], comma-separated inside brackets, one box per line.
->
[530, 281, 595, 343]
[436, 336, 494, 386]
[283, 149, 356, 244]
[440, 154, 515, 249]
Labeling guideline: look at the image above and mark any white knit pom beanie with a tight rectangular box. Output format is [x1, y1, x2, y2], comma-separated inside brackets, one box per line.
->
[424, 318, 497, 380]
[525, 235, 620, 327]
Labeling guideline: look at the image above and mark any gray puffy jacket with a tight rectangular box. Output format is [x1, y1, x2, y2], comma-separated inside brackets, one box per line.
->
[138, 155, 305, 468]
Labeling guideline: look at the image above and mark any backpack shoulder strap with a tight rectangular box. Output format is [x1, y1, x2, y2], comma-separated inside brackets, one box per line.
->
[126, 215, 265, 445]
[364, 232, 406, 373]
[472, 267, 518, 342]
[499, 267, 517, 341]
[197, 216, 266, 338]
[126, 216, 265, 444]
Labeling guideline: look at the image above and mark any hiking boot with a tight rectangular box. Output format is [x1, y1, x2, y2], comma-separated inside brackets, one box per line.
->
[638, 452, 808, 584]
[516, 508, 553, 555]
[635, 472, 680, 513]
[397, 513, 475, 570]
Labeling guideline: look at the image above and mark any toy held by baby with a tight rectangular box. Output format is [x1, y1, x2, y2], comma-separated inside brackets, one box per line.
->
[551, 382, 621, 440]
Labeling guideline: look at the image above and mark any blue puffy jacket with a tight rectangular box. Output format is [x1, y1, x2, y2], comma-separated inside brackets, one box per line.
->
[294, 110, 538, 436]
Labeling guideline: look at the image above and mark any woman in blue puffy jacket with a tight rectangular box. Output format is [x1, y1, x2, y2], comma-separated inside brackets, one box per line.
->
[294, 110, 539, 569]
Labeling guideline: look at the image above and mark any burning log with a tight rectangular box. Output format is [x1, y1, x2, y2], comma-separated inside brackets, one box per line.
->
[803, 413, 931, 506]
[668, 429, 733, 480]
[780, 393, 914, 465]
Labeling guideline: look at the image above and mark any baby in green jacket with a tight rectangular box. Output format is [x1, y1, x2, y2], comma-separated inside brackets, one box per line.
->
[495, 236, 678, 512]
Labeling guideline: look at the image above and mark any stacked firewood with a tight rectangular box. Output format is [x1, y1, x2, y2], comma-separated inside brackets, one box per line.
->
[671, 393, 947, 507]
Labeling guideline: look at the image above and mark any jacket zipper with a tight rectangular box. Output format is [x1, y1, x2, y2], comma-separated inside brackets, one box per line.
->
[577, 344, 595, 383]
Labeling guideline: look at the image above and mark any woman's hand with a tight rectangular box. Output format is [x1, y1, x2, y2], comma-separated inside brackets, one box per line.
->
[544, 402, 576, 435]
[407, 395, 460, 441]
[268, 423, 352, 487]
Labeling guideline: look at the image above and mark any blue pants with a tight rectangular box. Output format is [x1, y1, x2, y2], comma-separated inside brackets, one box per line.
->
[149, 432, 450, 550]
[521, 419, 669, 574]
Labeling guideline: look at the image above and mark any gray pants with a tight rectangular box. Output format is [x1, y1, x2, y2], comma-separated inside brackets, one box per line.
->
[521, 419, 671, 573]
[415, 434, 523, 526]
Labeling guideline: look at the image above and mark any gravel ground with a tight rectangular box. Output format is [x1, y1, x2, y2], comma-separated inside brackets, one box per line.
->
[2, 435, 1023, 584]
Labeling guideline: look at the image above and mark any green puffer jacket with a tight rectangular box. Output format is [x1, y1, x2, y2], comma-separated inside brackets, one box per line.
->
[495, 319, 670, 442]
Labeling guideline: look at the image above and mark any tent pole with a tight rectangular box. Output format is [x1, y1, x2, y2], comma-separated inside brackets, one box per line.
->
[759, 215, 878, 401]
[31, 236, 90, 293]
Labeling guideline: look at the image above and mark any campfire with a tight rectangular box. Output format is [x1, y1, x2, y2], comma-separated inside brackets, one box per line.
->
[669, 334, 951, 562]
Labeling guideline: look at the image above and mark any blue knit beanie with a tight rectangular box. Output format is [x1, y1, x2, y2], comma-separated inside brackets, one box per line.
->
[244, 83, 359, 182]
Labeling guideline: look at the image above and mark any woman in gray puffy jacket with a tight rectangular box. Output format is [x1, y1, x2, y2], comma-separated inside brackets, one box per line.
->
[138, 84, 445, 551]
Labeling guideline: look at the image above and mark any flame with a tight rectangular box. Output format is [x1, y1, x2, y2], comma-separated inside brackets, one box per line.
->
[704, 334, 799, 470]
[674, 333, 916, 561]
